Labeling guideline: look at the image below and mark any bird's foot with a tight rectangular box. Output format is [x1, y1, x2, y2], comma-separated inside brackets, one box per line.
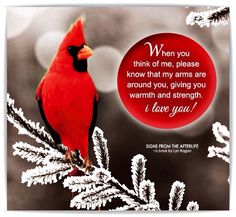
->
[65, 150, 93, 173]
[83, 158, 92, 173]
[65, 150, 76, 169]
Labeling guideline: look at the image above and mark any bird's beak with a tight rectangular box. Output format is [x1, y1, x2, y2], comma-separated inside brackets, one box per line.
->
[77, 45, 93, 59]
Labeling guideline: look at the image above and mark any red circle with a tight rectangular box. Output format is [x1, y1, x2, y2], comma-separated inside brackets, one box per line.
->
[117, 33, 216, 129]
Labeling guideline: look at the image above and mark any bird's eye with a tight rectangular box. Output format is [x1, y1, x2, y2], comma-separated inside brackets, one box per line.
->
[67, 46, 79, 55]
[67, 46, 73, 52]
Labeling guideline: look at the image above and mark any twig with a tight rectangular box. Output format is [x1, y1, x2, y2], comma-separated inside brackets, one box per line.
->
[186, 7, 230, 27]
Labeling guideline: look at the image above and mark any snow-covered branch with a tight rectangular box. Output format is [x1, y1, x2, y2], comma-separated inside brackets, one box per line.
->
[169, 181, 185, 211]
[131, 154, 146, 196]
[22, 163, 73, 187]
[187, 201, 199, 211]
[8, 93, 199, 211]
[212, 122, 229, 146]
[139, 180, 156, 203]
[208, 122, 229, 163]
[92, 127, 109, 169]
[13, 142, 49, 165]
[186, 7, 230, 28]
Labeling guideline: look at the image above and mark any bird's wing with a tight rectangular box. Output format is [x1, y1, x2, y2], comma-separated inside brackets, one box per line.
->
[37, 98, 61, 144]
[36, 74, 61, 144]
[36, 76, 45, 100]
[88, 96, 99, 142]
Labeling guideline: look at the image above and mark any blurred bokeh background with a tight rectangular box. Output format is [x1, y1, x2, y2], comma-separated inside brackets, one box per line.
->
[7, 6, 229, 210]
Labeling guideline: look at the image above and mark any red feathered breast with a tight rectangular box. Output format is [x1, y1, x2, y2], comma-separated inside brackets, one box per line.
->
[40, 71, 96, 159]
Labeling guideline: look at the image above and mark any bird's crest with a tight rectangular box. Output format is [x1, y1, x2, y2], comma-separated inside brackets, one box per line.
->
[58, 16, 86, 50]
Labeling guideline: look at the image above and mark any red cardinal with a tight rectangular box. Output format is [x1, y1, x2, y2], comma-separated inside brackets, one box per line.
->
[36, 17, 98, 167]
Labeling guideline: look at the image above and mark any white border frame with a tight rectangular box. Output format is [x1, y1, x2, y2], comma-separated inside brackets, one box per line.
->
[1, 1, 235, 216]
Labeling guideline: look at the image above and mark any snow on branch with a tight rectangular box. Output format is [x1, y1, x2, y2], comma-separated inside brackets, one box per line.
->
[187, 201, 199, 211]
[92, 127, 109, 169]
[169, 181, 185, 211]
[131, 154, 146, 196]
[186, 7, 230, 28]
[208, 146, 229, 163]
[212, 122, 229, 146]
[63, 175, 99, 193]
[13, 142, 49, 165]
[13, 141, 68, 166]
[71, 185, 120, 209]
[8, 93, 199, 211]
[63, 168, 111, 193]
[208, 122, 229, 163]
[139, 180, 156, 203]
[22, 163, 73, 187]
